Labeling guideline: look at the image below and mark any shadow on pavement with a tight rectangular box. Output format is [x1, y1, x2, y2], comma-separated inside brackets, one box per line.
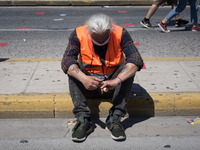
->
[0, 58, 9, 62]
[127, 83, 155, 117]
[167, 20, 192, 32]
[88, 83, 155, 131]
[122, 83, 154, 130]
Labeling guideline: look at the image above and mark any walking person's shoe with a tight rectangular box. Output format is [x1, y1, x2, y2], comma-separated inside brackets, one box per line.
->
[192, 26, 200, 32]
[106, 115, 126, 141]
[158, 22, 170, 33]
[175, 19, 189, 27]
[140, 18, 154, 29]
[71, 116, 93, 142]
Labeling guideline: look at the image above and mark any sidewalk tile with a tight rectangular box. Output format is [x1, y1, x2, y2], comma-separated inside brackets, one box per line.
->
[179, 61, 200, 91]
[0, 62, 38, 94]
[136, 61, 199, 92]
[25, 61, 69, 93]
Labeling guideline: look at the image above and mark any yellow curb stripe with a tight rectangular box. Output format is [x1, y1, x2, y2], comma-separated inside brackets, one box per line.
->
[3, 57, 200, 62]
[0, 94, 54, 111]
[4, 58, 62, 62]
[0, 92, 200, 118]
[0, 94, 55, 118]
[149, 92, 200, 112]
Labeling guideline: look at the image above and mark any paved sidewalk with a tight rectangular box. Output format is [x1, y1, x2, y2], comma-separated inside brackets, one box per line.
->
[0, 117, 200, 150]
[0, 58, 200, 118]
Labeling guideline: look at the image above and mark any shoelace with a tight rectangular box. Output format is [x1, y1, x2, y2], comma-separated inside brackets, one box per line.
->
[72, 120, 82, 131]
[110, 121, 124, 131]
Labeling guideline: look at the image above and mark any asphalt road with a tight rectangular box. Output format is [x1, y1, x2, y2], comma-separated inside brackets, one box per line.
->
[0, 6, 199, 58]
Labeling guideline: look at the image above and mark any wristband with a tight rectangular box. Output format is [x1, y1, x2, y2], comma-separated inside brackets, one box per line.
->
[116, 77, 122, 85]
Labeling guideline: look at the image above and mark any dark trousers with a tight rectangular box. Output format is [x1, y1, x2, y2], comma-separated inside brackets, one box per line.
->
[68, 63, 134, 118]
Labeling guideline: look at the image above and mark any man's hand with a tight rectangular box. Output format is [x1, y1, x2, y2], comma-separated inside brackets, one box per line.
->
[82, 75, 103, 90]
[100, 78, 121, 94]
[67, 64, 103, 90]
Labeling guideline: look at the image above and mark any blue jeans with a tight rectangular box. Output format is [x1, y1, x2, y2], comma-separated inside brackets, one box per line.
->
[166, 0, 199, 23]
[68, 62, 134, 118]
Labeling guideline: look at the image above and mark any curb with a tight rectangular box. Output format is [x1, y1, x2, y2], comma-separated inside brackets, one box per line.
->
[0, 92, 200, 118]
[1, 58, 200, 118]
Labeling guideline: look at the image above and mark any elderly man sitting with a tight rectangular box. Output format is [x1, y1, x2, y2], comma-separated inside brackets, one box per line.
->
[61, 13, 143, 142]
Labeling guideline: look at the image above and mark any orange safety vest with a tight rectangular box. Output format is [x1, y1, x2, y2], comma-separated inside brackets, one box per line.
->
[76, 24, 124, 76]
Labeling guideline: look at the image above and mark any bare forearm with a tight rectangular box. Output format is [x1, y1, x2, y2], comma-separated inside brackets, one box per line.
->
[100, 63, 138, 93]
[67, 64, 86, 82]
[67, 64, 103, 90]
[117, 63, 138, 82]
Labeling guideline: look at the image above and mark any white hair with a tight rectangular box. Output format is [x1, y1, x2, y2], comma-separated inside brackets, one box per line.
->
[86, 13, 113, 34]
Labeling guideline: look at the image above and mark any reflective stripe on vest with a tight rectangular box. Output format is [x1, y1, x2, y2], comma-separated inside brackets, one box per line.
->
[76, 24, 124, 76]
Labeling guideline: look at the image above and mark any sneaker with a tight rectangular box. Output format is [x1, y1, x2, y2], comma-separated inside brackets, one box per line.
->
[192, 26, 200, 32]
[158, 22, 170, 33]
[140, 19, 154, 29]
[71, 116, 93, 142]
[175, 19, 189, 27]
[106, 115, 126, 141]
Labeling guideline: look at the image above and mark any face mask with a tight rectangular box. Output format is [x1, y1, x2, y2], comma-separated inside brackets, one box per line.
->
[91, 35, 110, 46]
